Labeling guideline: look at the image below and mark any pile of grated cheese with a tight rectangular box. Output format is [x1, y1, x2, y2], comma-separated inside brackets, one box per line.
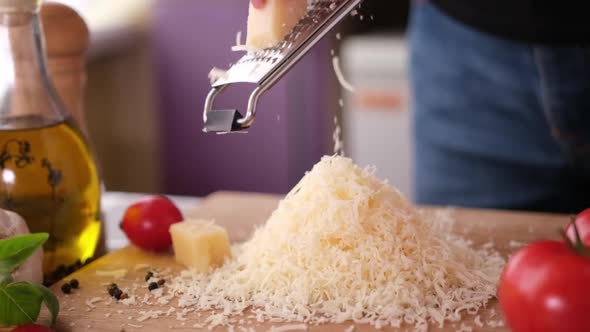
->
[167, 156, 505, 331]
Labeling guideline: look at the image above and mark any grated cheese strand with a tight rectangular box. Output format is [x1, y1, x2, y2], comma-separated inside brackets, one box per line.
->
[168, 156, 505, 331]
[236, 31, 243, 47]
[332, 56, 355, 93]
[332, 116, 344, 156]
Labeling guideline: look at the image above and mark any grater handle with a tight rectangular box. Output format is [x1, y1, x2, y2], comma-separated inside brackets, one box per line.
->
[203, 86, 226, 126]
[203, 85, 266, 133]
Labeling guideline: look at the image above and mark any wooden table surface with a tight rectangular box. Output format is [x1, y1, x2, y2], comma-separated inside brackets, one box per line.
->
[43, 191, 569, 332]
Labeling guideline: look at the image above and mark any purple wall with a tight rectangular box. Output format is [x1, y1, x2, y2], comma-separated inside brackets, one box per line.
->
[153, 0, 335, 196]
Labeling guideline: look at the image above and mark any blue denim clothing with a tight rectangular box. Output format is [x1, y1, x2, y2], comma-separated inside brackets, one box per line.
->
[409, 2, 590, 213]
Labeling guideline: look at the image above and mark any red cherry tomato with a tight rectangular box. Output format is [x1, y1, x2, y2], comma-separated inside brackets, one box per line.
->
[566, 208, 590, 246]
[10, 324, 54, 332]
[499, 240, 590, 332]
[120, 195, 183, 251]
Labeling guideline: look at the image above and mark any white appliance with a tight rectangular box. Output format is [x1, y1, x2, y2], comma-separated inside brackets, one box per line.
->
[341, 35, 413, 196]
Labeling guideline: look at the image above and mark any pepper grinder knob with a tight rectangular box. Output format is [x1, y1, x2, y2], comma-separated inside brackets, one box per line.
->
[41, 2, 90, 133]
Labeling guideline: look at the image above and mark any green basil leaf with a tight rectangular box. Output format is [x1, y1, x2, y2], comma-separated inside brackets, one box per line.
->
[0, 282, 42, 327]
[0, 233, 48, 273]
[31, 284, 59, 326]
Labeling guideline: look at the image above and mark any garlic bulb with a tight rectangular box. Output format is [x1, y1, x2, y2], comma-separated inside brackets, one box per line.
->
[0, 209, 44, 284]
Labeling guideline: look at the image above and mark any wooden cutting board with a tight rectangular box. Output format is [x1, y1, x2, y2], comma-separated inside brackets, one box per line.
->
[45, 191, 569, 332]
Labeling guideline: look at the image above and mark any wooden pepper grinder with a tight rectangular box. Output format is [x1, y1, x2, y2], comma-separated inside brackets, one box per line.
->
[41, 2, 90, 134]
[41, 2, 107, 258]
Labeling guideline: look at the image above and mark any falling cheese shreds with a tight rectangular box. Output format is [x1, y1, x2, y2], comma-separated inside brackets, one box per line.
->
[332, 55, 356, 93]
[268, 324, 308, 331]
[333, 116, 344, 156]
[236, 31, 243, 47]
[167, 156, 504, 331]
[95, 269, 128, 279]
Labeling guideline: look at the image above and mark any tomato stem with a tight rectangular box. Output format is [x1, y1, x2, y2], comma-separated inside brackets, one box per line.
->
[563, 216, 590, 257]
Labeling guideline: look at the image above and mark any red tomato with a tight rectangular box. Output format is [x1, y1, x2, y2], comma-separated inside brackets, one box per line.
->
[10, 324, 54, 332]
[120, 195, 183, 251]
[499, 240, 590, 332]
[566, 208, 590, 247]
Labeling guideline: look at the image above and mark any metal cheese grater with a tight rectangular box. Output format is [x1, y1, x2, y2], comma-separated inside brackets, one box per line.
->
[203, 0, 363, 133]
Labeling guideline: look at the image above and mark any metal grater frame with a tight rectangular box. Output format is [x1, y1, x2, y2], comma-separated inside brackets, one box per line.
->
[203, 0, 363, 133]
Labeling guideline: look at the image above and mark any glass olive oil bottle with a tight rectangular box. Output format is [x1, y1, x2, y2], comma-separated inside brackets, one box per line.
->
[0, 1, 101, 276]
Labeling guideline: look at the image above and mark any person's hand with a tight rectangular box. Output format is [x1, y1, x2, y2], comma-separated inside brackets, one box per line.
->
[251, 0, 266, 9]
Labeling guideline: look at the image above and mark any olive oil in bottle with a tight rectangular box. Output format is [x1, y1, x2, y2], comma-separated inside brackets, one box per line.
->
[0, 115, 101, 274]
[0, 0, 102, 278]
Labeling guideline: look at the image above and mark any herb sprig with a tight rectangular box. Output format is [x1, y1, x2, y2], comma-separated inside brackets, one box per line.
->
[0, 233, 59, 327]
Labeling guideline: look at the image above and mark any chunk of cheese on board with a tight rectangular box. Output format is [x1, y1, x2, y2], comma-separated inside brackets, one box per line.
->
[170, 220, 231, 273]
[246, 0, 308, 49]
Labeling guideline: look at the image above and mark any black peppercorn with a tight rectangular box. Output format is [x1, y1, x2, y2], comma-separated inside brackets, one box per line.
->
[61, 283, 72, 294]
[148, 282, 158, 291]
[113, 288, 123, 300]
[145, 271, 154, 282]
[107, 283, 119, 297]
[69, 279, 79, 289]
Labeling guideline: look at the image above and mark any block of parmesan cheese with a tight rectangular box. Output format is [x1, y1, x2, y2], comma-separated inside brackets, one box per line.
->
[246, 0, 308, 49]
[170, 220, 231, 273]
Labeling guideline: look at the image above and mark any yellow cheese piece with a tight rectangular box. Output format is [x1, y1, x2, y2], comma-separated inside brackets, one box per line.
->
[170, 220, 231, 272]
[246, 0, 308, 49]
